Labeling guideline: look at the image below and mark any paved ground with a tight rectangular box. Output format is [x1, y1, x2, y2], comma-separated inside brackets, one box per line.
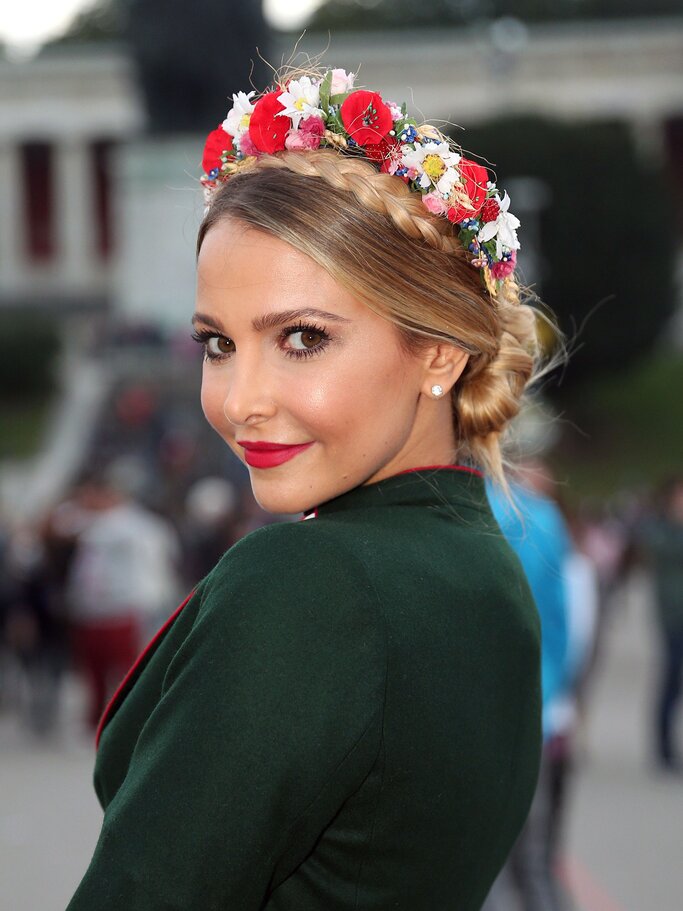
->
[0, 570, 681, 911]
[562, 571, 683, 911]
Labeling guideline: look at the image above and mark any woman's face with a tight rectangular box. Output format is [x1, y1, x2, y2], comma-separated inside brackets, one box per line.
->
[195, 218, 449, 514]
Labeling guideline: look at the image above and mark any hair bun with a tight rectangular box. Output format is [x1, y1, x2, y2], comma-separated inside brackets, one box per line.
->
[454, 285, 539, 473]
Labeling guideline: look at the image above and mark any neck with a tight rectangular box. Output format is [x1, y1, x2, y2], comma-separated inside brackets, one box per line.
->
[364, 397, 459, 486]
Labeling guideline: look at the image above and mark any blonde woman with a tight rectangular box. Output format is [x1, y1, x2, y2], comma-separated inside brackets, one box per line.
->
[69, 65, 544, 911]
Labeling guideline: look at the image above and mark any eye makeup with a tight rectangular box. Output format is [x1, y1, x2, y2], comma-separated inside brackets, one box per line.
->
[190, 321, 333, 363]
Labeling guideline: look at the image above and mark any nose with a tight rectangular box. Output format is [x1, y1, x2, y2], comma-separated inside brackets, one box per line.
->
[221, 349, 277, 427]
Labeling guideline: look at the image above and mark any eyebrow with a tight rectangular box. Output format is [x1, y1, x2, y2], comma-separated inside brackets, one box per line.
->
[192, 307, 351, 334]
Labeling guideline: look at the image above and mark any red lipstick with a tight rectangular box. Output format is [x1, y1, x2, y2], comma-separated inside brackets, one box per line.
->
[237, 440, 314, 469]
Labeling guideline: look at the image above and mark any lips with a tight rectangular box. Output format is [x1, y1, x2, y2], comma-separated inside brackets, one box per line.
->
[237, 440, 314, 469]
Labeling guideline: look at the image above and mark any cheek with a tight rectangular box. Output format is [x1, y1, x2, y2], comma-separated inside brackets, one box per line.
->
[299, 346, 415, 442]
[200, 371, 228, 435]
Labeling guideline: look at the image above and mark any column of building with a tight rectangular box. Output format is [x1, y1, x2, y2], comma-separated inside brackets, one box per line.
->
[55, 135, 98, 293]
[0, 140, 25, 296]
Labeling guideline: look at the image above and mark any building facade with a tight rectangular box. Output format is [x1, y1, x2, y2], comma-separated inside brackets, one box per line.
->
[1, 19, 682, 326]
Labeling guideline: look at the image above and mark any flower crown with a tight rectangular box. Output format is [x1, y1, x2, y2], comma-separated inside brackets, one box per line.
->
[200, 68, 521, 297]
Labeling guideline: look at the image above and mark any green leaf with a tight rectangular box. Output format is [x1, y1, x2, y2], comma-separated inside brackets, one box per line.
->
[329, 92, 350, 106]
[319, 71, 332, 112]
[326, 110, 345, 133]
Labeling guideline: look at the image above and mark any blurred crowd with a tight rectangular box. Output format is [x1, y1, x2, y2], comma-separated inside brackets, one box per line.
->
[0, 376, 287, 738]
[0, 377, 681, 911]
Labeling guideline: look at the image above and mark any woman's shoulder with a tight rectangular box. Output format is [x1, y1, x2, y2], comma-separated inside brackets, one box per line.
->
[198, 518, 382, 633]
[211, 518, 367, 583]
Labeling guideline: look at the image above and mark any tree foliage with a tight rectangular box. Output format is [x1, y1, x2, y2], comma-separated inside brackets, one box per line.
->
[0, 314, 60, 400]
[44, 0, 125, 47]
[455, 118, 676, 392]
[308, 0, 683, 32]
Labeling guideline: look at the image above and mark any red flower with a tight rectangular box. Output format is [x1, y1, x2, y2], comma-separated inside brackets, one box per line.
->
[481, 197, 500, 224]
[360, 137, 408, 181]
[447, 158, 490, 223]
[363, 137, 401, 165]
[340, 90, 393, 146]
[202, 126, 233, 174]
[249, 91, 290, 154]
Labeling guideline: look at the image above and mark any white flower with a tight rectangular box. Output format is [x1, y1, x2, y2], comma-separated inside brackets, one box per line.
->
[223, 91, 256, 137]
[329, 68, 355, 95]
[275, 76, 324, 129]
[435, 167, 460, 196]
[477, 192, 521, 257]
[401, 141, 461, 191]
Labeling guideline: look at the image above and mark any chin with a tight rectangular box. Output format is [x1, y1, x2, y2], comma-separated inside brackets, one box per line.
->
[248, 477, 316, 516]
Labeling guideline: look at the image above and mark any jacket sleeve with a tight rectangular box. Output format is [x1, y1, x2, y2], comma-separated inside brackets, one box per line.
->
[67, 523, 386, 910]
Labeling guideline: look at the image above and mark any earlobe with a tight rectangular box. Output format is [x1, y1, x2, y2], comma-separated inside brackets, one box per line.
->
[423, 345, 469, 398]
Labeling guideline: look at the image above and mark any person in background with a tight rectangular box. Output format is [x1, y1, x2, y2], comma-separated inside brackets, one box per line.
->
[635, 476, 683, 772]
[3, 523, 66, 737]
[181, 476, 240, 582]
[66, 464, 182, 729]
[484, 465, 573, 911]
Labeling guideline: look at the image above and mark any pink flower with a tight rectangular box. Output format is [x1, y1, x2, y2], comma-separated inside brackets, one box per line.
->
[285, 129, 321, 151]
[490, 250, 517, 279]
[239, 133, 260, 157]
[406, 166, 420, 181]
[422, 192, 448, 215]
[299, 115, 325, 136]
[330, 68, 355, 95]
[386, 101, 403, 122]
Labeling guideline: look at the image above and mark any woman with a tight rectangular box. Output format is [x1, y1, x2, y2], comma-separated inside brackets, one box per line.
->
[68, 65, 543, 910]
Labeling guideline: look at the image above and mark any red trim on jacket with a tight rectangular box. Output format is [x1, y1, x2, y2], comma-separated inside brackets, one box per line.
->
[95, 590, 195, 748]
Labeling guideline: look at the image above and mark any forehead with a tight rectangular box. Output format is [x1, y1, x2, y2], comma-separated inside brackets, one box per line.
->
[198, 219, 328, 294]
[195, 218, 378, 327]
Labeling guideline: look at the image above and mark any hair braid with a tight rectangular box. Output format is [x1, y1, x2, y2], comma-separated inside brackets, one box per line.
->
[251, 152, 462, 255]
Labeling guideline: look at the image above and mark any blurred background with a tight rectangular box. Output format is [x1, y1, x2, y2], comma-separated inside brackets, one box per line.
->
[0, 1, 681, 909]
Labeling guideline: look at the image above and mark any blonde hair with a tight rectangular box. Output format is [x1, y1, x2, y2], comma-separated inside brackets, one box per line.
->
[197, 125, 549, 491]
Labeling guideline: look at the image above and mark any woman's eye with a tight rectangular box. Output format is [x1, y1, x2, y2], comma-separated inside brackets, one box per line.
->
[207, 336, 235, 356]
[288, 329, 324, 351]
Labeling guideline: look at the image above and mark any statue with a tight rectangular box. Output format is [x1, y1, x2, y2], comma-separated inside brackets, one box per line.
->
[126, 0, 272, 133]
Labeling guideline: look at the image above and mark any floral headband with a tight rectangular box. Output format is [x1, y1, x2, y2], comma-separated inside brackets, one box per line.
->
[200, 68, 521, 297]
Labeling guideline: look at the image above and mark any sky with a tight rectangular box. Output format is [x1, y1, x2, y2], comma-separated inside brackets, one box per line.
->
[0, 0, 325, 54]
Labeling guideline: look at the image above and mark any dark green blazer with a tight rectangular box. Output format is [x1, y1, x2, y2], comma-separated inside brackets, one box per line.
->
[68, 466, 541, 911]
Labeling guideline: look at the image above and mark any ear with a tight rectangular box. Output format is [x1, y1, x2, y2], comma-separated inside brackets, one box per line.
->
[420, 344, 469, 399]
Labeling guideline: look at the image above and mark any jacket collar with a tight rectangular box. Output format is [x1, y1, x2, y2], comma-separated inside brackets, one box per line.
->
[302, 464, 487, 520]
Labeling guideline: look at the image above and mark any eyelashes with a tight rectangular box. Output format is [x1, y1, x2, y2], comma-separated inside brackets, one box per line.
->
[283, 322, 332, 359]
[191, 322, 332, 363]
[191, 328, 234, 361]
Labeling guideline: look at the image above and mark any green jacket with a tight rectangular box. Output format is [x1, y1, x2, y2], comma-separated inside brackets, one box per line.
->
[68, 467, 541, 911]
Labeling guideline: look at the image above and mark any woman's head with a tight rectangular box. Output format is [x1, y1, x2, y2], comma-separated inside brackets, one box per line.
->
[194, 65, 547, 511]
[195, 147, 541, 511]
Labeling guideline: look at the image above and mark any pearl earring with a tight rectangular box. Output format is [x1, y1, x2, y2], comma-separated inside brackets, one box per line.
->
[431, 384, 444, 397]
